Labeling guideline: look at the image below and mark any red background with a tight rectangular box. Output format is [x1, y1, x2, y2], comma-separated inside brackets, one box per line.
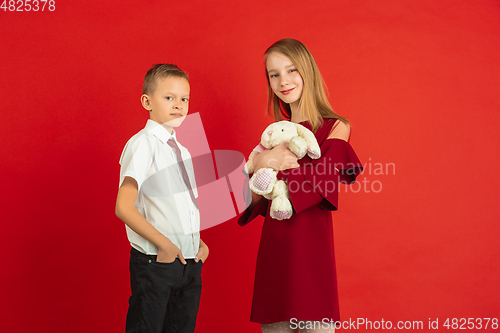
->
[1, 0, 499, 332]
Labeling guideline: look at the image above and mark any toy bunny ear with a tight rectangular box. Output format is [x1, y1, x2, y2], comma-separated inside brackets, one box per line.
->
[293, 123, 321, 159]
[261, 124, 275, 149]
[293, 123, 316, 141]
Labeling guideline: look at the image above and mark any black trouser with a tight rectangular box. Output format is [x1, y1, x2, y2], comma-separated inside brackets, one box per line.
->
[126, 247, 203, 333]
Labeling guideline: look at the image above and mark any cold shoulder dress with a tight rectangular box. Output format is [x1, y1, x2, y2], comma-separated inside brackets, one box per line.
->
[238, 118, 363, 324]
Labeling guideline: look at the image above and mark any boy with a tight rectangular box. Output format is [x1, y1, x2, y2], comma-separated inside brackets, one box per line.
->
[116, 64, 208, 333]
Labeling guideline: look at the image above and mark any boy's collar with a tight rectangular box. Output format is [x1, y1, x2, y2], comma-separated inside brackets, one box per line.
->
[145, 119, 176, 144]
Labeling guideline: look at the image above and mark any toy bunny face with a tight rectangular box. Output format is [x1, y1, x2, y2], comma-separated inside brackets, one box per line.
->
[261, 121, 299, 149]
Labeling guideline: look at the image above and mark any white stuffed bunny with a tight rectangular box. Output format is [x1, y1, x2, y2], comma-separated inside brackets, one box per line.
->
[245, 121, 321, 220]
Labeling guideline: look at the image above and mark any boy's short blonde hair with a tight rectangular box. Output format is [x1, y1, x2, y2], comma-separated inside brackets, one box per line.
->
[143, 64, 189, 96]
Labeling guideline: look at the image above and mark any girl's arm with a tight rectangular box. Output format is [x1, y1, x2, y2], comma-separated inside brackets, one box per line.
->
[286, 137, 363, 214]
[327, 119, 350, 141]
[246, 145, 299, 210]
[253, 144, 299, 171]
[239, 145, 300, 225]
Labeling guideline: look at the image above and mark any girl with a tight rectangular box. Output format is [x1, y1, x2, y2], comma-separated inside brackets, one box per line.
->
[238, 38, 363, 333]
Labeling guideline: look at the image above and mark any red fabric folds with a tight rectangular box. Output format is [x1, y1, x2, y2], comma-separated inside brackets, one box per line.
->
[237, 197, 268, 226]
[285, 137, 363, 214]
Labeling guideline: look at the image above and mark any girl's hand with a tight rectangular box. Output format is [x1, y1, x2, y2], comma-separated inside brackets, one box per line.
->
[254, 145, 299, 172]
[157, 241, 186, 264]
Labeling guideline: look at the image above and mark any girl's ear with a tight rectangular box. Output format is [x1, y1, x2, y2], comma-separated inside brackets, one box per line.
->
[141, 94, 152, 111]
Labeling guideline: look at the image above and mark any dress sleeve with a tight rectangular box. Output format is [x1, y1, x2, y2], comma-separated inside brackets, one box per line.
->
[237, 196, 269, 226]
[285, 138, 363, 214]
[238, 144, 271, 226]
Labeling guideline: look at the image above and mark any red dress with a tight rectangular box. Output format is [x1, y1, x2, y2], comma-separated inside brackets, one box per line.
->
[238, 119, 363, 324]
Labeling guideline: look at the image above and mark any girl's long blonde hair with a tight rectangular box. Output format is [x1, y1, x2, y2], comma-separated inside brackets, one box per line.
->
[264, 38, 348, 132]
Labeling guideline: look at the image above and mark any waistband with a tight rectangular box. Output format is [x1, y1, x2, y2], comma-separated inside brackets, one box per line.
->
[130, 247, 197, 262]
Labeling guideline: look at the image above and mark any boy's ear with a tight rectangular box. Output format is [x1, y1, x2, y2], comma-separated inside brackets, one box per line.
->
[141, 94, 152, 112]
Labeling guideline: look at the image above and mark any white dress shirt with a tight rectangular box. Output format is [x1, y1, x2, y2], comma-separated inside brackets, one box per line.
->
[119, 119, 200, 258]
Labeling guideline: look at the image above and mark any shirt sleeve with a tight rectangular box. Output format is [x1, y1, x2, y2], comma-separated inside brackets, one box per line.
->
[285, 138, 363, 214]
[119, 135, 154, 189]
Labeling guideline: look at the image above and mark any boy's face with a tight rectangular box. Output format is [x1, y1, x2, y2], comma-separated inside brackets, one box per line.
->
[142, 76, 190, 132]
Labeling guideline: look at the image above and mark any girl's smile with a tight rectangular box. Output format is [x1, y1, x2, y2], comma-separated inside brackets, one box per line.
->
[280, 87, 296, 95]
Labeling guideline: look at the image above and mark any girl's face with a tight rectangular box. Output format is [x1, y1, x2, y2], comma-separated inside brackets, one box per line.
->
[266, 52, 304, 107]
